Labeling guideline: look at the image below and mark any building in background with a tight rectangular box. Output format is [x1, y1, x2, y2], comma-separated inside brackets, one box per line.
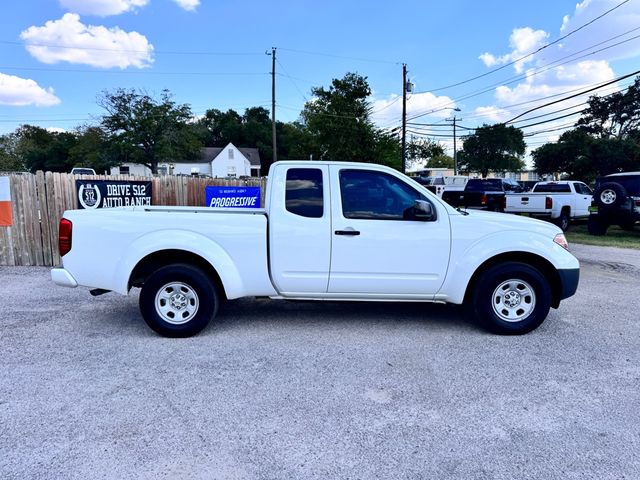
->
[111, 143, 261, 177]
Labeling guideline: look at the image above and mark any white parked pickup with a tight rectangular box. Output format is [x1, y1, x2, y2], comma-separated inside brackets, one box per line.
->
[51, 161, 580, 337]
[505, 180, 593, 231]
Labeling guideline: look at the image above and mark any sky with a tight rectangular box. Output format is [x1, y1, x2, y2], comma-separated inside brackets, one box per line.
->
[1, 0, 640, 159]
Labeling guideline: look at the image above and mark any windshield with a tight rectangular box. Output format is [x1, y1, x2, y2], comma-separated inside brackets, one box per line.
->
[466, 179, 502, 192]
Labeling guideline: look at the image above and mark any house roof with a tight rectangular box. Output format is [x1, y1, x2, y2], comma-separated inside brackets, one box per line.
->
[198, 146, 262, 167]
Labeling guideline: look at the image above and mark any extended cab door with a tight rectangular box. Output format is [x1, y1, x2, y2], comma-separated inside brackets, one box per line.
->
[269, 165, 331, 294]
[573, 182, 593, 217]
[327, 165, 451, 297]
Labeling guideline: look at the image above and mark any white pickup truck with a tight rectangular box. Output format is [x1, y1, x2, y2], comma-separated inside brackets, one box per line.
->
[505, 180, 593, 231]
[51, 161, 579, 337]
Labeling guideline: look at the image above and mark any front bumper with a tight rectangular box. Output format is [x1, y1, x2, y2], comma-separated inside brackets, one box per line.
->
[558, 267, 580, 301]
[51, 267, 78, 288]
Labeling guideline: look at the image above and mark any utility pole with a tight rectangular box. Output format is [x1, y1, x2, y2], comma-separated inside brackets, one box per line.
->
[269, 47, 277, 165]
[401, 63, 407, 174]
[446, 108, 461, 175]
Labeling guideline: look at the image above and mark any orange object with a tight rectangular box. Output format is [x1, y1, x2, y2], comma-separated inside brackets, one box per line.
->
[0, 177, 12, 226]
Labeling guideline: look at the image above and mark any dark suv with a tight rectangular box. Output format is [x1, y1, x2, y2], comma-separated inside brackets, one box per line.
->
[587, 172, 640, 235]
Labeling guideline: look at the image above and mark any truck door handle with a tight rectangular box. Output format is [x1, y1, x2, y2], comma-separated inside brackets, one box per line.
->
[335, 229, 360, 236]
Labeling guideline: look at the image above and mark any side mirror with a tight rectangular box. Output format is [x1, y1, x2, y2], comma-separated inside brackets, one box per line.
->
[413, 199, 435, 221]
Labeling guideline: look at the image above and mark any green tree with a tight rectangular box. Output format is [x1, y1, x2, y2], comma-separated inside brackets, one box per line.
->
[196, 106, 279, 173]
[68, 126, 118, 174]
[407, 139, 445, 170]
[301, 72, 379, 163]
[197, 108, 244, 147]
[278, 121, 314, 160]
[0, 132, 25, 171]
[14, 125, 77, 172]
[428, 154, 454, 169]
[534, 78, 640, 182]
[458, 124, 526, 178]
[577, 76, 640, 139]
[373, 130, 402, 170]
[99, 88, 202, 174]
[533, 129, 594, 181]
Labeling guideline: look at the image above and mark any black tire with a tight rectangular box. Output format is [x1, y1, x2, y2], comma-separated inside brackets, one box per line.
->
[139, 263, 218, 338]
[594, 182, 627, 209]
[555, 210, 570, 231]
[618, 219, 637, 231]
[587, 215, 609, 235]
[472, 262, 551, 335]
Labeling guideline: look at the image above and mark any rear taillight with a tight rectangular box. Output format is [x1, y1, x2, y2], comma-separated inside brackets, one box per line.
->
[481, 194, 488, 205]
[59, 218, 72, 256]
[545, 196, 553, 209]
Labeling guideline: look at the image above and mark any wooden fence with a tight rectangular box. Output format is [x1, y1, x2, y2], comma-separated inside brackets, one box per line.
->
[0, 172, 266, 267]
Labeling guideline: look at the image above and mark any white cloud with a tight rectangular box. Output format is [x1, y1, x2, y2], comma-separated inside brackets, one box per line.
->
[472, 0, 640, 157]
[59, 0, 149, 16]
[0, 73, 61, 107]
[172, 0, 200, 11]
[473, 106, 511, 123]
[479, 27, 549, 73]
[371, 91, 457, 127]
[20, 14, 154, 69]
[557, 0, 640, 62]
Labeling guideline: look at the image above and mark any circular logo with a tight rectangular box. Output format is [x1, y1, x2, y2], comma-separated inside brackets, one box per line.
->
[78, 184, 101, 209]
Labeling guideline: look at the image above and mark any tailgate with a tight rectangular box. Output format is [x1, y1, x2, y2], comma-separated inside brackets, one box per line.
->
[506, 194, 550, 213]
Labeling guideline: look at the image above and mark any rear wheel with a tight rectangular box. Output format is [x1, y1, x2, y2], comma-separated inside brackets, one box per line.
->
[587, 215, 609, 235]
[555, 210, 570, 231]
[139, 263, 218, 337]
[472, 262, 551, 335]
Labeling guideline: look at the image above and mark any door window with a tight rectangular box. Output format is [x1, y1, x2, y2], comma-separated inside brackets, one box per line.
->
[339, 169, 428, 220]
[286, 168, 324, 218]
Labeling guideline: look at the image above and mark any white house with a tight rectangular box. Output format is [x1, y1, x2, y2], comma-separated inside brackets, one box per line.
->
[110, 143, 262, 177]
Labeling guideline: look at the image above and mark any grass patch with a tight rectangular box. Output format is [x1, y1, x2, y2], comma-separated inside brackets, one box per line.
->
[566, 222, 640, 249]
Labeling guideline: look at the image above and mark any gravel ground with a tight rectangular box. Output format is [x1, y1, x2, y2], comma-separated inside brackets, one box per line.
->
[1, 244, 639, 479]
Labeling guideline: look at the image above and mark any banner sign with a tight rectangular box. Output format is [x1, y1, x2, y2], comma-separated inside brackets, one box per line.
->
[76, 180, 152, 209]
[0, 176, 12, 226]
[205, 186, 260, 208]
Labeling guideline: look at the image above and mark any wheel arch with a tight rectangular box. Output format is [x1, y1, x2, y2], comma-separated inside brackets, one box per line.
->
[463, 252, 562, 309]
[129, 249, 227, 300]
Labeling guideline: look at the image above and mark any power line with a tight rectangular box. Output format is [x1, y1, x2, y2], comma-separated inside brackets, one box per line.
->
[505, 68, 640, 124]
[403, 29, 640, 124]
[277, 47, 400, 65]
[0, 65, 268, 76]
[413, 0, 631, 93]
[276, 58, 309, 103]
[0, 40, 264, 56]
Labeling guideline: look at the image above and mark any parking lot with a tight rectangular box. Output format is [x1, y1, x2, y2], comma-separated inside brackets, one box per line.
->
[1, 244, 639, 479]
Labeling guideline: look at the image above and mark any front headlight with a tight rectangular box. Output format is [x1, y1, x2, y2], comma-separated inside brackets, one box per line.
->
[554, 233, 569, 250]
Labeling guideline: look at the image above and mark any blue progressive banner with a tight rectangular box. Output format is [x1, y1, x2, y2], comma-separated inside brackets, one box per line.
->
[205, 186, 261, 208]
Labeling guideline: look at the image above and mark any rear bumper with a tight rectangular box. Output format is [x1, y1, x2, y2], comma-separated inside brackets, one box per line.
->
[558, 267, 580, 301]
[51, 267, 78, 288]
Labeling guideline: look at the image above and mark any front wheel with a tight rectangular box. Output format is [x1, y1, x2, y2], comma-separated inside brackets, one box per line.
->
[618, 219, 637, 231]
[139, 263, 219, 337]
[472, 262, 551, 335]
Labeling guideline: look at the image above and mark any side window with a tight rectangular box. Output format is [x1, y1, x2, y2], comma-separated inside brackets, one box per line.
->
[576, 183, 592, 195]
[339, 169, 428, 220]
[285, 168, 323, 218]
